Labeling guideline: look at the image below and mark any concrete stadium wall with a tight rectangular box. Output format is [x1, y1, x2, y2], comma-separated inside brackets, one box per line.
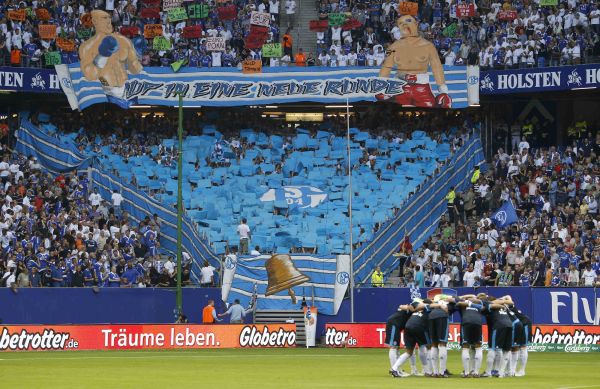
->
[0, 288, 222, 325]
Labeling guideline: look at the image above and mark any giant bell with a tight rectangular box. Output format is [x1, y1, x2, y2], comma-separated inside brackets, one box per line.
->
[265, 254, 310, 304]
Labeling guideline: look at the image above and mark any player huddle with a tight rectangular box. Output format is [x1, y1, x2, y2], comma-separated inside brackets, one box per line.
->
[386, 293, 531, 378]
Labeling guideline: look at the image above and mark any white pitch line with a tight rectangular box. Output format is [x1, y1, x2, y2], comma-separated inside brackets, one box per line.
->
[556, 385, 600, 389]
[0, 353, 356, 362]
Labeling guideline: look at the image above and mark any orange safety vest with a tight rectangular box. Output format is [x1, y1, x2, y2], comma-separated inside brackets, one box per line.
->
[283, 34, 293, 48]
[10, 49, 21, 65]
[295, 53, 306, 66]
[202, 305, 215, 323]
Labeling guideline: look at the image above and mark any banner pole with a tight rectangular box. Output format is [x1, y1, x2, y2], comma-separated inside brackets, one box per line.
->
[176, 93, 183, 316]
[346, 98, 354, 323]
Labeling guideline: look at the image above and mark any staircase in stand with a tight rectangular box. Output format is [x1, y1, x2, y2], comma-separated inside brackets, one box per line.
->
[255, 310, 307, 346]
[279, 0, 318, 58]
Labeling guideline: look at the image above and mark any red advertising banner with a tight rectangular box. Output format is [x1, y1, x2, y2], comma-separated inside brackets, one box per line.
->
[0, 324, 296, 352]
[324, 323, 600, 348]
[456, 3, 475, 17]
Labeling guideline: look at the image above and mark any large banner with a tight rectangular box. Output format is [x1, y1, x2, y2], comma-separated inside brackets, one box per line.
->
[480, 64, 600, 95]
[0, 324, 296, 351]
[57, 9, 477, 109]
[221, 254, 350, 315]
[59, 65, 477, 109]
[0, 66, 61, 93]
[324, 323, 600, 352]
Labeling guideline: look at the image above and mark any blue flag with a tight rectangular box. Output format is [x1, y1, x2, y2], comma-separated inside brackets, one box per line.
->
[491, 201, 518, 229]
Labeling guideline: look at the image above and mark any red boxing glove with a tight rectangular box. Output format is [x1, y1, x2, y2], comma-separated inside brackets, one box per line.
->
[435, 93, 452, 108]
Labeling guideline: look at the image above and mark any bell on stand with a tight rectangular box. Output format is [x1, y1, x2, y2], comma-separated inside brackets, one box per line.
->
[265, 254, 310, 304]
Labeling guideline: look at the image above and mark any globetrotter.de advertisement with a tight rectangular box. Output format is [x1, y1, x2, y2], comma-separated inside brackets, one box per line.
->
[0, 324, 297, 352]
[324, 323, 600, 352]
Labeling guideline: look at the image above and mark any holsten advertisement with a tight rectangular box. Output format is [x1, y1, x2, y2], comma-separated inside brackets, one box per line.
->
[324, 323, 600, 352]
[480, 64, 600, 95]
[0, 324, 296, 352]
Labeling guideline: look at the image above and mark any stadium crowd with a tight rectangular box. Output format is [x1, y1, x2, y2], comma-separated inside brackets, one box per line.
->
[27, 108, 474, 254]
[0, 141, 214, 288]
[0, 0, 286, 68]
[315, 0, 600, 67]
[390, 131, 600, 289]
[1, 0, 600, 68]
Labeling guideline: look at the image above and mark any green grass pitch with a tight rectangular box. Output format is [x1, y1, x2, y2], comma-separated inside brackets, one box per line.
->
[0, 348, 598, 388]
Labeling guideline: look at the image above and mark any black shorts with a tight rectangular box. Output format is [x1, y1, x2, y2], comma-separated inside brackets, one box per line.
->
[524, 323, 532, 344]
[404, 326, 431, 350]
[428, 317, 449, 343]
[461, 323, 482, 345]
[491, 327, 513, 352]
[384, 322, 402, 347]
[512, 321, 526, 347]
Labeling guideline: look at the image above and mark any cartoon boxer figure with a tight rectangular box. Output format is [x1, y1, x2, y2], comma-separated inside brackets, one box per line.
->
[79, 10, 142, 99]
[378, 15, 451, 108]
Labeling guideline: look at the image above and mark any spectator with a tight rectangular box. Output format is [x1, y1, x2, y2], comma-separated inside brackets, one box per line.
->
[237, 218, 251, 255]
[371, 265, 384, 287]
[581, 265, 597, 286]
[111, 189, 124, 217]
[497, 265, 513, 287]
[285, 0, 297, 27]
[202, 299, 221, 323]
[463, 264, 477, 287]
[414, 265, 425, 287]
[283, 29, 293, 57]
[218, 299, 248, 323]
[295, 48, 306, 66]
[200, 261, 216, 288]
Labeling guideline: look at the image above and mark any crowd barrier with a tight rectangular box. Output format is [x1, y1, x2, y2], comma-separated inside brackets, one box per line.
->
[2, 287, 596, 327]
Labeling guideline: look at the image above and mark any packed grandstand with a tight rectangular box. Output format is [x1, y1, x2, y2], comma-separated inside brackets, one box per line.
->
[0, 105, 598, 289]
[0, 0, 596, 293]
